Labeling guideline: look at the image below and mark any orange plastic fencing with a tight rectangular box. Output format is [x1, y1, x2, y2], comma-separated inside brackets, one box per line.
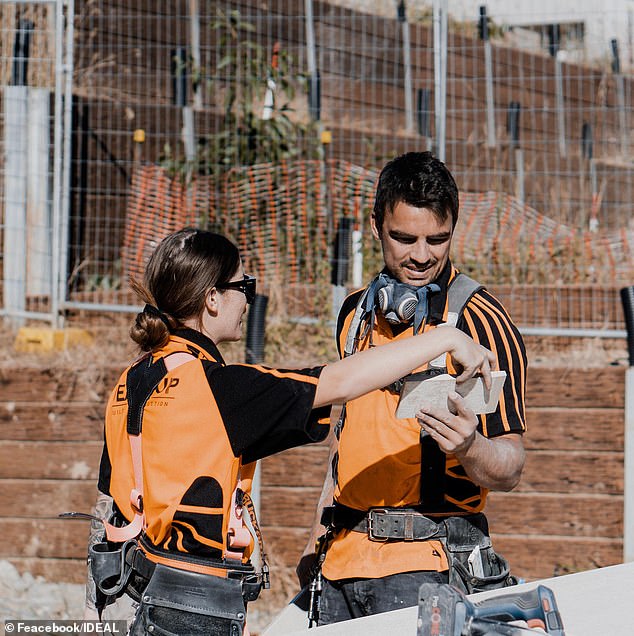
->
[122, 161, 634, 291]
[121, 165, 203, 286]
[122, 160, 376, 286]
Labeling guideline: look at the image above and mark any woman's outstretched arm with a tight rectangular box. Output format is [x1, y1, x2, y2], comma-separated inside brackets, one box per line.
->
[314, 326, 495, 408]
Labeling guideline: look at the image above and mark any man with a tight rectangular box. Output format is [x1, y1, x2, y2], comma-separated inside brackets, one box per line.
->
[299, 151, 527, 625]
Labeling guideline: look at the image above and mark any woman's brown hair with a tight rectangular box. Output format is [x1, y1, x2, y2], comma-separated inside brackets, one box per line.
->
[130, 228, 241, 351]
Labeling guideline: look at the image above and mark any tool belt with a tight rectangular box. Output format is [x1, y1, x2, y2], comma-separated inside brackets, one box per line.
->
[321, 504, 515, 594]
[90, 533, 265, 605]
[135, 535, 265, 603]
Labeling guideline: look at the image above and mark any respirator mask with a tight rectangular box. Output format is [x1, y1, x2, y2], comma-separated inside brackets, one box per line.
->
[366, 273, 440, 394]
[373, 272, 440, 334]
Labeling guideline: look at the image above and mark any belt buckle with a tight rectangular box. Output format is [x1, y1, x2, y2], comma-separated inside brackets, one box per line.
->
[382, 507, 417, 541]
[367, 508, 389, 542]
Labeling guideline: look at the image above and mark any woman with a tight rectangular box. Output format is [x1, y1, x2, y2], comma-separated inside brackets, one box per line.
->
[90, 228, 494, 635]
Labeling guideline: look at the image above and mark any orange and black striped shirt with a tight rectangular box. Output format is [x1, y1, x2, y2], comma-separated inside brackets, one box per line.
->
[323, 261, 527, 580]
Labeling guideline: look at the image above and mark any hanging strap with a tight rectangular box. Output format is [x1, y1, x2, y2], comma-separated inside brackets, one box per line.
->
[225, 477, 252, 560]
[224, 476, 270, 588]
[240, 490, 270, 589]
[101, 356, 166, 541]
[420, 273, 485, 510]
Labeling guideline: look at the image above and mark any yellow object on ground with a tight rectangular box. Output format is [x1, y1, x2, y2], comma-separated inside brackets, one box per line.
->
[14, 327, 93, 352]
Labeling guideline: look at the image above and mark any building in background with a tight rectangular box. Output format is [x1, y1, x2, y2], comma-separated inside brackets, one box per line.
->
[332, 0, 634, 70]
[449, 0, 633, 69]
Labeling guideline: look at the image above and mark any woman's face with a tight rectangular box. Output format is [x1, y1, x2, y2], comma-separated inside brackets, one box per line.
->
[213, 265, 248, 343]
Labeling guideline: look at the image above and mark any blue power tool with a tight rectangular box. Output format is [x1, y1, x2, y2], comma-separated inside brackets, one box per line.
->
[417, 583, 565, 635]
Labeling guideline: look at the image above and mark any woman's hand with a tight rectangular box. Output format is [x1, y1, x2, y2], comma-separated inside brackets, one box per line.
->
[447, 328, 496, 388]
[414, 329, 495, 456]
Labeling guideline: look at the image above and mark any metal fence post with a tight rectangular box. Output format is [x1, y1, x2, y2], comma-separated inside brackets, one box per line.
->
[611, 39, 628, 158]
[398, 1, 414, 133]
[417, 87, 432, 150]
[479, 5, 496, 148]
[245, 293, 269, 570]
[3, 86, 28, 326]
[507, 101, 524, 202]
[433, 0, 447, 162]
[59, 0, 75, 326]
[331, 216, 352, 323]
[621, 286, 634, 562]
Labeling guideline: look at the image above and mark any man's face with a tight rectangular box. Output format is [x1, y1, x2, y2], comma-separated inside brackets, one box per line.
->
[371, 201, 453, 286]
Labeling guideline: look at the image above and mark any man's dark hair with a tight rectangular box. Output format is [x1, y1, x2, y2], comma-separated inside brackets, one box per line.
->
[373, 151, 459, 235]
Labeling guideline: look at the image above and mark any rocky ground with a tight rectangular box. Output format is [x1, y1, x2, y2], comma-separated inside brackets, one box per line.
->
[0, 559, 284, 634]
[0, 561, 84, 621]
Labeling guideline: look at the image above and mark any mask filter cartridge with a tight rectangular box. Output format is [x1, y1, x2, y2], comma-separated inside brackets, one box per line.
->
[377, 285, 419, 324]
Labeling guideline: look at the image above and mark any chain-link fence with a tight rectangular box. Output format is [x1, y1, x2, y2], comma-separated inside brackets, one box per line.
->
[0, 0, 74, 325]
[1, 0, 632, 332]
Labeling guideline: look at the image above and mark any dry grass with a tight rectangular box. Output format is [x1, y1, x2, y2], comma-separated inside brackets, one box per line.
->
[0, 316, 626, 371]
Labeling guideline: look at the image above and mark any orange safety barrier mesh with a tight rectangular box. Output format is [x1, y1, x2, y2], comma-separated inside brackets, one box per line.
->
[122, 162, 634, 291]
[122, 160, 377, 286]
[121, 165, 204, 285]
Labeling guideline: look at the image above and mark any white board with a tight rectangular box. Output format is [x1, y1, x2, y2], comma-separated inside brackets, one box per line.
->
[263, 562, 634, 636]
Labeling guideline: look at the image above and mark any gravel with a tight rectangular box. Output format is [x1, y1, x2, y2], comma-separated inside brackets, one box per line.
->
[0, 561, 86, 622]
[0, 560, 280, 634]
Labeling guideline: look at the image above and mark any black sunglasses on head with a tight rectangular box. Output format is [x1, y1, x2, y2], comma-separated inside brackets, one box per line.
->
[217, 274, 257, 304]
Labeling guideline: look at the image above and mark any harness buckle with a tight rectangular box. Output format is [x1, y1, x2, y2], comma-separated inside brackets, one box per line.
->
[130, 489, 143, 514]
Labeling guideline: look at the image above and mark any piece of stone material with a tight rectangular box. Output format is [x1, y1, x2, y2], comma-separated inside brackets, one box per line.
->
[395, 370, 507, 419]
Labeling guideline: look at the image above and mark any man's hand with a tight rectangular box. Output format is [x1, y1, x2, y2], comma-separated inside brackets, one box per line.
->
[416, 393, 525, 491]
[415, 391, 477, 455]
[296, 552, 317, 589]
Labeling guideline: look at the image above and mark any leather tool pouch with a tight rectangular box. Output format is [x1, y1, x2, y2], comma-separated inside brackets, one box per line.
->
[132, 563, 246, 635]
[442, 515, 517, 594]
[88, 538, 137, 599]
[239, 572, 264, 602]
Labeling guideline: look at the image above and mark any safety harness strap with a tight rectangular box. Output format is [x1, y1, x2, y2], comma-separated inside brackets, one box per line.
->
[446, 273, 483, 324]
[120, 351, 265, 582]
[126, 355, 168, 436]
[102, 355, 168, 543]
[420, 273, 484, 510]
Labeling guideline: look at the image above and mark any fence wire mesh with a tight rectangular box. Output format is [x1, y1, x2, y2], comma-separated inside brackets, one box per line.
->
[1, 0, 632, 331]
[0, 0, 61, 323]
